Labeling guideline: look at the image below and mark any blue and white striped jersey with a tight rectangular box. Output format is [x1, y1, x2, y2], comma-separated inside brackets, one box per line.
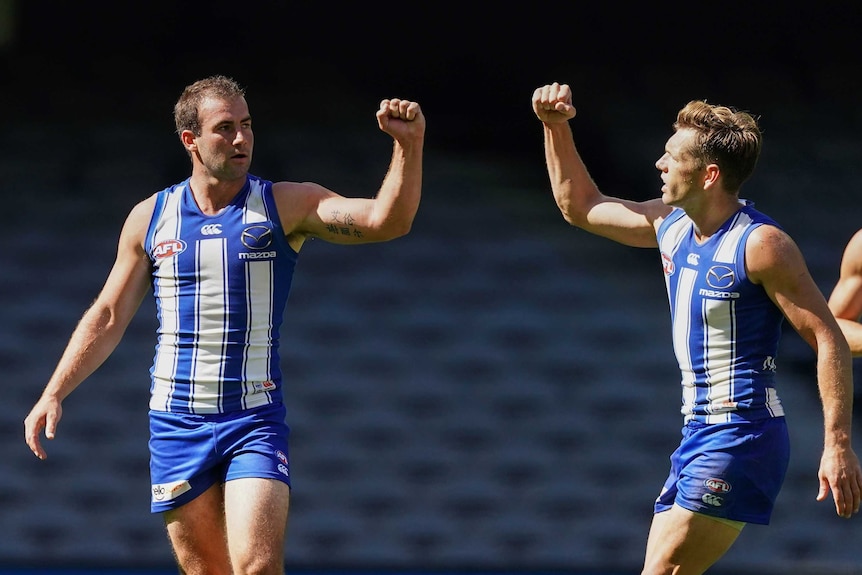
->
[657, 201, 786, 424]
[144, 175, 298, 414]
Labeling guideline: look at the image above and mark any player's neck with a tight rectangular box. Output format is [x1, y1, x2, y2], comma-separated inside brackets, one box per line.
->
[690, 197, 744, 241]
[188, 174, 246, 215]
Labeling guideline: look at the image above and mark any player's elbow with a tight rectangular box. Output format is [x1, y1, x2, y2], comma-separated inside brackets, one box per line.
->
[387, 219, 414, 239]
[384, 208, 418, 238]
[557, 202, 590, 229]
[368, 216, 413, 242]
[559, 208, 579, 227]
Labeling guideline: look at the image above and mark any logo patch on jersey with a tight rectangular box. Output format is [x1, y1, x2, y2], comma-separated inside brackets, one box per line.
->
[706, 265, 735, 289]
[275, 450, 288, 465]
[151, 479, 191, 502]
[152, 239, 187, 260]
[201, 223, 223, 236]
[238, 251, 277, 260]
[698, 288, 740, 299]
[687, 253, 700, 265]
[253, 380, 277, 392]
[661, 252, 675, 275]
[241, 225, 273, 249]
[704, 478, 732, 493]
[701, 493, 724, 507]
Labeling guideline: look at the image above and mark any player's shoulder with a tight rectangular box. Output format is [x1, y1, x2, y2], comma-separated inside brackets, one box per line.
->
[745, 223, 805, 278]
[844, 228, 862, 252]
[129, 193, 158, 219]
[747, 222, 796, 251]
[271, 180, 335, 211]
[750, 217, 795, 243]
[272, 180, 328, 195]
[837, 227, 862, 270]
[118, 194, 157, 234]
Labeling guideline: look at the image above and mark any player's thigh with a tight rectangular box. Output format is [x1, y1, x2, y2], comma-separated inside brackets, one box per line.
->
[643, 504, 742, 575]
[224, 477, 290, 570]
[163, 483, 231, 575]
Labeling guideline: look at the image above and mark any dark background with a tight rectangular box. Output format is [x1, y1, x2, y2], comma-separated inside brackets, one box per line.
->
[3, 2, 862, 574]
[7, 2, 861, 161]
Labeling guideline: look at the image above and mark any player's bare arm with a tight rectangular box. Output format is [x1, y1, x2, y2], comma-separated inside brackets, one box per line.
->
[24, 197, 154, 460]
[276, 98, 424, 249]
[532, 82, 669, 248]
[828, 229, 862, 355]
[747, 224, 862, 518]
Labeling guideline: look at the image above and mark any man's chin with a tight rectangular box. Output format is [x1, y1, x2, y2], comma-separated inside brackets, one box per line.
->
[224, 166, 250, 181]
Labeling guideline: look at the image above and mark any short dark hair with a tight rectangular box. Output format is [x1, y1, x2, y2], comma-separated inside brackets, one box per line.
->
[173, 75, 246, 136]
[673, 100, 762, 191]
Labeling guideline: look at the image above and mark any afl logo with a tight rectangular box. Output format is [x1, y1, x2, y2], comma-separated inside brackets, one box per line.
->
[241, 225, 273, 250]
[661, 252, 675, 276]
[704, 478, 732, 493]
[152, 239, 187, 260]
[706, 265, 735, 289]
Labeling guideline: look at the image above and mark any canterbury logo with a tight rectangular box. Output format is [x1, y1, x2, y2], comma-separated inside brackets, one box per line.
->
[201, 224, 223, 236]
[701, 493, 724, 507]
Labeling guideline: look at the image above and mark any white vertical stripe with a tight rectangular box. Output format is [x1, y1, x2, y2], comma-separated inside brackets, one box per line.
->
[245, 182, 268, 223]
[242, 260, 275, 409]
[714, 212, 749, 263]
[242, 180, 275, 409]
[150, 266, 180, 410]
[674, 267, 698, 415]
[705, 211, 745, 423]
[189, 237, 228, 411]
[150, 190, 184, 411]
[668, 214, 691, 247]
[703, 297, 734, 424]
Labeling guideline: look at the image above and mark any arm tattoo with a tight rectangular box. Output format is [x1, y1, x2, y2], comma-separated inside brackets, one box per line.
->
[326, 210, 364, 239]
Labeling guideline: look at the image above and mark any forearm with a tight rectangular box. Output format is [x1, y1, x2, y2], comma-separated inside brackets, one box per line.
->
[372, 139, 423, 238]
[817, 341, 855, 447]
[41, 303, 128, 402]
[543, 122, 600, 227]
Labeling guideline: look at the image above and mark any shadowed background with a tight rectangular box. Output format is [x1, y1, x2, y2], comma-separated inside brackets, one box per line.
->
[2, 2, 862, 574]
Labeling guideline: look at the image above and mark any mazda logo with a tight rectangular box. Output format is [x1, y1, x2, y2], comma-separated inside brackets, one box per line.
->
[241, 225, 273, 250]
[706, 265, 735, 289]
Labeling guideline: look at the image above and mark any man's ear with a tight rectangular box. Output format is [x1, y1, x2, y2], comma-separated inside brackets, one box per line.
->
[703, 163, 720, 189]
[180, 130, 197, 152]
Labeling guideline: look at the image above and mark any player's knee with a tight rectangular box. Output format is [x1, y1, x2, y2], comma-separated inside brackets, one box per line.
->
[231, 549, 284, 575]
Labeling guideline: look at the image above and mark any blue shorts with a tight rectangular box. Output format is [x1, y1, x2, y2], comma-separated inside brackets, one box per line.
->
[654, 417, 789, 525]
[148, 402, 291, 513]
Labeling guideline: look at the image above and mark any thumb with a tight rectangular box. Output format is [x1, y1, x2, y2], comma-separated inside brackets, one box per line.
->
[816, 476, 829, 502]
[45, 413, 58, 440]
[376, 110, 389, 131]
[556, 101, 576, 117]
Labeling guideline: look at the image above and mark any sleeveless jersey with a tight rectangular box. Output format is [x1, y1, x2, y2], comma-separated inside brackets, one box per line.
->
[144, 175, 298, 414]
[656, 201, 785, 424]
